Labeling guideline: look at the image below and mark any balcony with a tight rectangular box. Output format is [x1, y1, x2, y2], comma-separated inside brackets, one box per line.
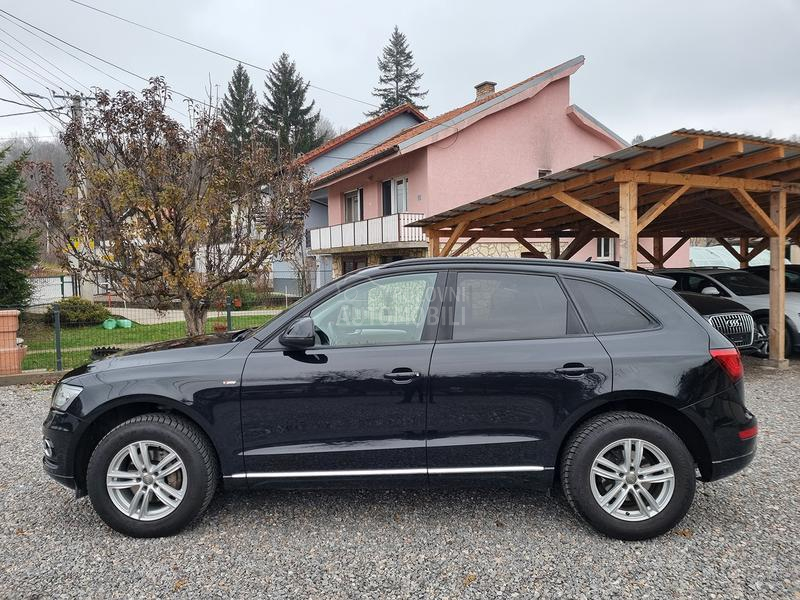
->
[309, 213, 427, 253]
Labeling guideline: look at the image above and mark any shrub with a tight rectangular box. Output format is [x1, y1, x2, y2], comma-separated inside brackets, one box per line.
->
[223, 280, 261, 310]
[47, 297, 112, 326]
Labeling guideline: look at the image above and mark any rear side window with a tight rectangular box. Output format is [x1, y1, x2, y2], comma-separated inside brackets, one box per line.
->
[452, 272, 569, 341]
[565, 279, 653, 334]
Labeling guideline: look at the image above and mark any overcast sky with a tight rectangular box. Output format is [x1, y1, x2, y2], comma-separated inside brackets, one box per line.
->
[1, 0, 799, 143]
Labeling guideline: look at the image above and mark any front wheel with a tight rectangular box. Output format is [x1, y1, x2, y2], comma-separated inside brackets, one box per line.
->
[753, 316, 792, 358]
[86, 413, 218, 537]
[560, 411, 696, 540]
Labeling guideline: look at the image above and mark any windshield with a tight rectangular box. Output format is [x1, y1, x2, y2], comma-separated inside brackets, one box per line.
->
[713, 271, 770, 296]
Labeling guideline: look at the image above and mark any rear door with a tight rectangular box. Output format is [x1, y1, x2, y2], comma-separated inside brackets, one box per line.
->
[426, 269, 613, 484]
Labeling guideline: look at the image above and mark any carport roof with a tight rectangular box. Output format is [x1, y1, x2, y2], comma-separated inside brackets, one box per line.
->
[411, 129, 800, 239]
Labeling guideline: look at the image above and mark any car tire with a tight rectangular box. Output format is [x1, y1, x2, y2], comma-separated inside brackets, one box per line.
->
[560, 411, 696, 541]
[753, 316, 792, 358]
[86, 413, 218, 538]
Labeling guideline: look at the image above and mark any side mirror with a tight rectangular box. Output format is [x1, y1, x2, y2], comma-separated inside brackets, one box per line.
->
[280, 316, 315, 349]
[701, 286, 720, 296]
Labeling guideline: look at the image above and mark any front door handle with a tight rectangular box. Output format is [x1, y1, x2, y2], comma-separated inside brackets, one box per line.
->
[384, 369, 421, 384]
[555, 363, 594, 377]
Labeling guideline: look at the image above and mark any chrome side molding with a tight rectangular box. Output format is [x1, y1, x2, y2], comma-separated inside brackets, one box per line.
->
[225, 465, 547, 479]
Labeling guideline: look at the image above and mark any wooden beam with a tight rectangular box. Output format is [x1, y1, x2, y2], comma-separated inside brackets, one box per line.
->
[662, 237, 690, 263]
[431, 137, 705, 230]
[653, 237, 664, 268]
[553, 191, 621, 234]
[729, 188, 780, 237]
[637, 243, 657, 266]
[741, 156, 800, 179]
[514, 237, 547, 257]
[427, 229, 440, 257]
[618, 182, 638, 270]
[702, 146, 785, 176]
[636, 185, 690, 232]
[439, 221, 470, 257]
[558, 229, 595, 260]
[769, 190, 787, 364]
[615, 169, 800, 195]
[550, 236, 560, 259]
[739, 237, 749, 268]
[715, 238, 745, 262]
[747, 237, 770, 261]
[655, 140, 743, 172]
[787, 212, 800, 235]
[451, 237, 478, 257]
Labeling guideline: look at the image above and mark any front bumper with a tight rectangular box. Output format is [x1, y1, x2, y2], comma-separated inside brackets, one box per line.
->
[42, 408, 84, 493]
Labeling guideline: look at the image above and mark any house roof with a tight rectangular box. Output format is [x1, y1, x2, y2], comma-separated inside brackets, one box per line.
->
[312, 55, 592, 187]
[297, 103, 427, 165]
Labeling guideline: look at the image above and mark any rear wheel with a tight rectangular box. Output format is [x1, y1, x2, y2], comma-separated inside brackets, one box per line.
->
[86, 413, 218, 537]
[560, 411, 696, 540]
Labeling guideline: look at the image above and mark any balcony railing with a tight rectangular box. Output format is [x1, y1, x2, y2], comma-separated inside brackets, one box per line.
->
[309, 213, 426, 252]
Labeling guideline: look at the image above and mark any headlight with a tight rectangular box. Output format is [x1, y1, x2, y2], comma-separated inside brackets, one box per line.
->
[52, 383, 82, 411]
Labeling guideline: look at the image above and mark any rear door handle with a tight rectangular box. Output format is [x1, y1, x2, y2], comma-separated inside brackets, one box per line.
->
[555, 363, 594, 377]
[384, 369, 421, 384]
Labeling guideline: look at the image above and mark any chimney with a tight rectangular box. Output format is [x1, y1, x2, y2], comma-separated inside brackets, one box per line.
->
[474, 81, 497, 100]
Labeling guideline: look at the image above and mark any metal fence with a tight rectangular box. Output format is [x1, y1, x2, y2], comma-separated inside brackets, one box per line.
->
[3, 289, 306, 373]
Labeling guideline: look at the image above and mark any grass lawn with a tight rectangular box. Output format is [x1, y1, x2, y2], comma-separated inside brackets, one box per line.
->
[20, 314, 272, 371]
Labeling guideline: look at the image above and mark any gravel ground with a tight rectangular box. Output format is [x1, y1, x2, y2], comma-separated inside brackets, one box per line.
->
[1, 358, 798, 599]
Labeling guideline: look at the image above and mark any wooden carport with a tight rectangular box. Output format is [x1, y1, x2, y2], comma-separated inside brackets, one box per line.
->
[412, 130, 800, 365]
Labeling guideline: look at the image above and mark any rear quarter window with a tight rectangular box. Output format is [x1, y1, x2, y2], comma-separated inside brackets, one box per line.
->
[565, 278, 654, 334]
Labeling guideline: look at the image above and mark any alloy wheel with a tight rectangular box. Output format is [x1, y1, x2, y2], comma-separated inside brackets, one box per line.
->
[589, 438, 675, 522]
[106, 440, 187, 521]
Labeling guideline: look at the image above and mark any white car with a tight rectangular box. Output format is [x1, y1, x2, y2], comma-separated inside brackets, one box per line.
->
[655, 268, 800, 357]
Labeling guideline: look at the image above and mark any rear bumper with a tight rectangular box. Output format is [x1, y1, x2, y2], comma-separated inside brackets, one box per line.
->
[710, 446, 756, 480]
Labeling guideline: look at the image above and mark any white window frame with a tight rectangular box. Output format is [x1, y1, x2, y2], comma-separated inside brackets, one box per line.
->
[596, 237, 614, 260]
[344, 188, 362, 223]
[382, 176, 409, 214]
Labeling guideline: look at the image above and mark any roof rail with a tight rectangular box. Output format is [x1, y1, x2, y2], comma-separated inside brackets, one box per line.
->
[378, 257, 623, 272]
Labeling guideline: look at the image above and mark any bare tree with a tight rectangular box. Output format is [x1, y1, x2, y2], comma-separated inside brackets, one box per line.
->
[25, 78, 310, 335]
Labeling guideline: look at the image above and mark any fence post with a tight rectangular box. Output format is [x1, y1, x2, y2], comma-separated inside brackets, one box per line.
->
[225, 295, 233, 331]
[53, 303, 63, 371]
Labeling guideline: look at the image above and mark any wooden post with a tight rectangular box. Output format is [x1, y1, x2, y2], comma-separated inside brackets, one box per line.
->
[768, 190, 787, 366]
[653, 237, 664, 268]
[550, 236, 560, 259]
[427, 230, 440, 257]
[618, 182, 639, 270]
[739, 237, 749, 269]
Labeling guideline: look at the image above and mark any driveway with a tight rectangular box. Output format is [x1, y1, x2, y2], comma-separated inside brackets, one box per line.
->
[0, 358, 797, 598]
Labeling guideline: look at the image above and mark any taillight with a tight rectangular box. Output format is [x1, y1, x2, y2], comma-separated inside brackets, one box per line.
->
[710, 347, 743, 382]
[738, 425, 758, 440]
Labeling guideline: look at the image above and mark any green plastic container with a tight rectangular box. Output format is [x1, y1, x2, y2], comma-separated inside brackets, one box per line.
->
[116, 319, 132, 329]
[101, 318, 117, 330]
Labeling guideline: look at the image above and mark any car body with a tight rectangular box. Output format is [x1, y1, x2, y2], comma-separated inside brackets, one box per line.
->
[43, 258, 757, 540]
[655, 267, 800, 355]
[744, 264, 800, 292]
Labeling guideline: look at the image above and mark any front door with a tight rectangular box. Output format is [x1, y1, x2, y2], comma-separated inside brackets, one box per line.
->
[240, 271, 442, 486]
[427, 270, 613, 484]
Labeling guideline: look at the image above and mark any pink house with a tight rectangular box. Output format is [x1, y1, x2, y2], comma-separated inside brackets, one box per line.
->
[308, 56, 689, 275]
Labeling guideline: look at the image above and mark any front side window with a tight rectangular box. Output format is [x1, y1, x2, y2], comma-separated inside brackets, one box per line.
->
[310, 273, 437, 347]
[565, 279, 653, 334]
[712, 271, 770, 296]
[452, 272, 569, 341]
[683, 274, 725, 296]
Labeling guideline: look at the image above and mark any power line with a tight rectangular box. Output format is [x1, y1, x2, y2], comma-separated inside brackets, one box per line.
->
[1, 106, 65, 118]
[0, 96, 57, 110]
[0, 23, 90, 93]
[0, 46, 67, 91]
[0, 8, 214, 110]
[66, 0, 380, 109]
[0, 74, 65, 129]
[0, 9, 188, 118]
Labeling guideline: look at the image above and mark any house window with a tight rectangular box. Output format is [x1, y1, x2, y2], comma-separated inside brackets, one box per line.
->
[538, 169, 552, 178]
[596, 237, 614, 260]
[381, 176, 409, 215]
[344, 189, 363, 223]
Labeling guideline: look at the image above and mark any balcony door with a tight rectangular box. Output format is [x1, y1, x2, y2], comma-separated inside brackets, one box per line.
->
[344, 189, 363, 223]
[382, 176, 408, 215]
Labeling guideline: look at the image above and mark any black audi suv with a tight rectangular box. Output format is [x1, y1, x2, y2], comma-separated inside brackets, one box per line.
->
[42, 258, 757, 540]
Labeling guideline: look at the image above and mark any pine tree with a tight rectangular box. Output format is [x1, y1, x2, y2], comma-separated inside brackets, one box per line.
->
[367, 26, 428, 117]
[0, 149, 38, 307]
[260, 53, 322, 156]
[221, 63, 259, 152]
